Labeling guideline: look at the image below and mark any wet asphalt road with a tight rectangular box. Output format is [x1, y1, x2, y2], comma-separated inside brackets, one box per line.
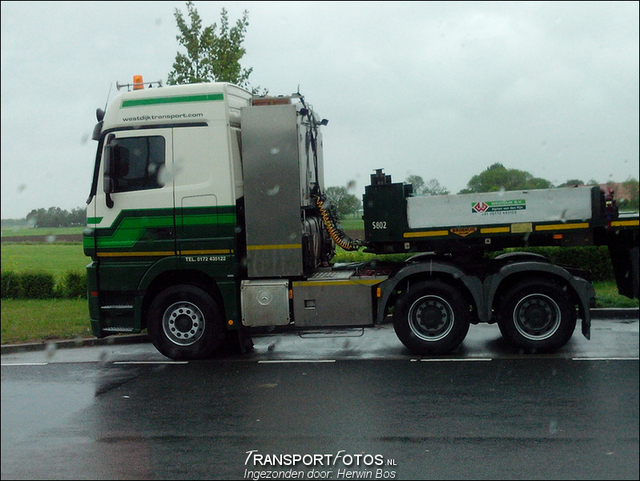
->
[2, 320, 638, 480]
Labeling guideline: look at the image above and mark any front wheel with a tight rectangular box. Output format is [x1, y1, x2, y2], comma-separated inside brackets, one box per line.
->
[147, 284, 225, 360]
[497, 279, 576, 353]
[393, 280, 470, 355]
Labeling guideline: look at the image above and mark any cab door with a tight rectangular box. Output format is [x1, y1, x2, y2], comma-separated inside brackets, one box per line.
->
[92, 128, 175, 293]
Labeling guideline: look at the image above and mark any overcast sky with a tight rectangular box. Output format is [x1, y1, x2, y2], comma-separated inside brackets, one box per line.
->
[1, 1, 638, 219]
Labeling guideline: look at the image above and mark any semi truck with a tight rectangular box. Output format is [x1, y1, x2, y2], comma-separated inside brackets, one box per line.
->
[84, 77, 639, 360]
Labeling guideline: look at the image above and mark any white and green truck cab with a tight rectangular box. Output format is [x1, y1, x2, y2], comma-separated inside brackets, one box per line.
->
[85, 78, 639, 360]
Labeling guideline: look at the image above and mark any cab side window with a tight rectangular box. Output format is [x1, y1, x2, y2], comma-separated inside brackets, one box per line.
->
[111, 136, 166, 193]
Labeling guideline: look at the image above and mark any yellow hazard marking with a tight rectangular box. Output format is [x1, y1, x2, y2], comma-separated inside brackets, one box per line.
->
[247, 244, 302, 250]
[480, 227, 510, 234]
[179, 249, 233, 255]
[97, 249, 233, 258]
[403, 230, 449, 238]
[292, 279, 383, 287]
[96, 251, 175, 258]
[535, 222, 589, 231]
[611, 219, 639, 227]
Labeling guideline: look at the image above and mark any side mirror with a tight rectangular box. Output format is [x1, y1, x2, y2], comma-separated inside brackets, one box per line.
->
[92, 121, 103, 141]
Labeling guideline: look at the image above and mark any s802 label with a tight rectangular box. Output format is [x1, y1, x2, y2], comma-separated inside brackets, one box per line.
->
[371, 221, 387, 230]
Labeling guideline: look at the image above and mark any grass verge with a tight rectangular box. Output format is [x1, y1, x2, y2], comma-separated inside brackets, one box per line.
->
[1, 299, 92, 345]
[592, 282, 640, 308]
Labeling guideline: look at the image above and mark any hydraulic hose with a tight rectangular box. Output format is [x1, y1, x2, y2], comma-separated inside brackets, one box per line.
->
[315, 195, 365, 251]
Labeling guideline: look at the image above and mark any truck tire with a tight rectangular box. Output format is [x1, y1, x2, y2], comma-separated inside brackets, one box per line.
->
[147, 284, 224, 360]
[497, 279, 576, 353]
[393, 280, 470, 355]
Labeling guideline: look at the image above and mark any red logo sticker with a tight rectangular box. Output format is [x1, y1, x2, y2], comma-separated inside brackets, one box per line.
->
[473, 202, 488, 213]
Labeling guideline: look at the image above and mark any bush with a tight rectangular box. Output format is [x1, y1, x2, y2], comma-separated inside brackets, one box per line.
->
[499, 246, 614, 282]
[1, 271, 21, 299]
[15, 272, 56, 299]
[0, 270, 86, 299]
[61, 271, 87, 299]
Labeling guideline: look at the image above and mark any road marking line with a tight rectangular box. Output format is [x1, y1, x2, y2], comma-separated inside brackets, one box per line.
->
[416, 358, 492, 362]
[258, 360, 336, 363]
[572, 357, 639, 361]
[1, 362, 49, 366]
[112, 361, 189, 365]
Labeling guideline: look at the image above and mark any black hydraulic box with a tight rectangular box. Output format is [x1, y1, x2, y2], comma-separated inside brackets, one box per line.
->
[363, 174, 411, 245]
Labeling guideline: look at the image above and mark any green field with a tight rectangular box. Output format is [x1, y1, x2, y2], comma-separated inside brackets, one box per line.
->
[1, 244, 87, 279]
[1, 226, 84, 237]
[337, 217, 364, 231]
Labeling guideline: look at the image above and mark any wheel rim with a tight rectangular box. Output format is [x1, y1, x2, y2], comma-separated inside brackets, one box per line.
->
[512, 293, 561, 341]
[408, 295, 454, 342]
[162, 301, 206, 346]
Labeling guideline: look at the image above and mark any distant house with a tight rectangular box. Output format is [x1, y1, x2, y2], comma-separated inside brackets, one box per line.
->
[599, 183, 633, 202]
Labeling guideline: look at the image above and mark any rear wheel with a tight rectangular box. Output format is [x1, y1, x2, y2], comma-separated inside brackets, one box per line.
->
[147, 284, 225, 360]
[393, 280, 470, 355]
[497, 279, 576, 353]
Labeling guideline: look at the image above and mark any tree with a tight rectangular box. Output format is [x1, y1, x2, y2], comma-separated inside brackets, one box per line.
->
[406, 175, 425, 194]
[618, 177, 639, 211]
[557, 179, 585, 188]
[325, 186, 361, 218]
[459, 163, 552, 193]
[25, 207, 86, 227]
[423, 179, 449, 196]
[69, 207, 87, 226]
[406, 175, 449, 196]
[167, 2, 259, 92]
[26, 208, 46, 227]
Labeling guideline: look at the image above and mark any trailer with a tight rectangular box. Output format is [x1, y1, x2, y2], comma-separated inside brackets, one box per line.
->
[84, 78, 639, 359]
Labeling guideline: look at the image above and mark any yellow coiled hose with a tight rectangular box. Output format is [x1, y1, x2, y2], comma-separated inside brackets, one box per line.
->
[315, 196, 363, 251]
